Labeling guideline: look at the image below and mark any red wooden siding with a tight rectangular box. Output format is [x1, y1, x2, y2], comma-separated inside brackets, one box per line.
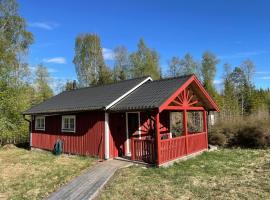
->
[139, 111, 170, 138]
[31, 111, 105, 158]
[140, 112, 153, 138]
[108, 111, 170, 159]
[187, 132, 207, 154]
[131, 138, 155, 164]
[160, 111, 170, 135]
[159, 133, 207, 164]
[160, 136, 186, 163]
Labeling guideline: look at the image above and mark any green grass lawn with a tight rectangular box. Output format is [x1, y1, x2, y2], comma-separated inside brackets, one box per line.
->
[0, 146, 96, 200]
[99, 149, 270, 200]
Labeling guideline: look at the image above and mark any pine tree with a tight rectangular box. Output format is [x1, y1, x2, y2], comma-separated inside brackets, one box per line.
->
[222, 63, 241, 120]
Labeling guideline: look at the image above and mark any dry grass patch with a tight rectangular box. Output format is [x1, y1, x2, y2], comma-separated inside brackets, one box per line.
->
[0, 146, 96, 200]
[99, 149, 270, 200]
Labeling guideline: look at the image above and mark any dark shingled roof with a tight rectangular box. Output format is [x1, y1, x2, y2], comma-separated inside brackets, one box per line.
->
[109, 75, 192, 111]
[24, 77, 150, 114]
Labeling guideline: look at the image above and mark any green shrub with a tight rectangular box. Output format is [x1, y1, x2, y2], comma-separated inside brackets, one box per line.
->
[208, 131, 227, 146]
[234, 126, 267, 148]
[208, 116, 270, 148]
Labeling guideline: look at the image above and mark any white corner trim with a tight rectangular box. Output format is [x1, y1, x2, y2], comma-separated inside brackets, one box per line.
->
[125, 112, 130, 155]
[105, 112, 110, 159]
[30, 132, 32, 146]
[105, 77, 152, 110]
[30, 116, 32, 147]
[138, 112, 141, 139]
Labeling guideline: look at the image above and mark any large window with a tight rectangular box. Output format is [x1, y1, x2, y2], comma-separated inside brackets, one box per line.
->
[35, 116, 45, 131]
[170, 112, 183, 137]
[62, 115, 76, 132]
[188, 111, 203, 133]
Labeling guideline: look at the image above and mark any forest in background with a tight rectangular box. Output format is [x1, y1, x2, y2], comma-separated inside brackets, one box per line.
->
[1, 0, 270, 146]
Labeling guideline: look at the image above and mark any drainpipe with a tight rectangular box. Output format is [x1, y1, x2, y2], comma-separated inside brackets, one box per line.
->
[23, 114, 32, 148]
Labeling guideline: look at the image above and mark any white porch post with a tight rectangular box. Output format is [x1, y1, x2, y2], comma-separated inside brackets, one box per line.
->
[105, 112, 110, 160]
[125, 112, 130, 155]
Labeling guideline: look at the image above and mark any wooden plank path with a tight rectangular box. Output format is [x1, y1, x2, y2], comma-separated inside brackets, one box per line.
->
[45, 160, 132, 200]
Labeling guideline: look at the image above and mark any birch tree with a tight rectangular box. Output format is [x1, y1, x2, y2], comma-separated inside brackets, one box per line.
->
[113, 46, 130, 81]
[73, 34, 112, 86]
[130, 39, 160, 80]
[0, 0, 33, 144]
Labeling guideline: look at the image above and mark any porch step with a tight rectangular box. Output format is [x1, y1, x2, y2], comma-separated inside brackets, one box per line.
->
[114, 157, 154, 167]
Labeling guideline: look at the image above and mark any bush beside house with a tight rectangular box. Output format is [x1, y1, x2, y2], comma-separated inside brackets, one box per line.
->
[209, 115, 270, 148]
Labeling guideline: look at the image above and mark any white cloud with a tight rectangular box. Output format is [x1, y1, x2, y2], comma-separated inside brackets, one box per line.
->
[255, 71, 270, 74]
[42, 57, 66, 64]
[260, 77, 270, 80]
[102, 48, 115, 61]
[28, 22, 59, 30]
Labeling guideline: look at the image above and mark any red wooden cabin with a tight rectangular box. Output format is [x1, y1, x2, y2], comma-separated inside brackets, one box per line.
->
[24, 75, 219, 166]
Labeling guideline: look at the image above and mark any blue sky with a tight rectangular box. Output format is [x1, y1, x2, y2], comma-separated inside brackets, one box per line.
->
[19, 0, 270, 91]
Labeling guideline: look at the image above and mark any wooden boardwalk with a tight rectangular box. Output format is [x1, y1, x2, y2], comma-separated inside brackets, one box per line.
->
[45, 160, 132, 200]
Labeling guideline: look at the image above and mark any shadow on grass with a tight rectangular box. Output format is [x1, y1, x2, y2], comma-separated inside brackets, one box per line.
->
[15, 142, 30, 150]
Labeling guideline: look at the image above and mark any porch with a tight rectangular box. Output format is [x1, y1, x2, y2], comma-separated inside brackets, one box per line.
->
[130, 109, 208, 166]
[106, 73, 221, 166]
[132, 135, 208, 166]
[110, 87, 210, 166]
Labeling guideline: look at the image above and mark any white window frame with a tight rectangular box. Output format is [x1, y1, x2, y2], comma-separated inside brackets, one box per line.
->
[61, 115, 76, 133]
[35, 116, 45, 131]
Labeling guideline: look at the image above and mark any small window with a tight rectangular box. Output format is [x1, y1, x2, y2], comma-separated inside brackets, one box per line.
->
[35, 116, 45, 131]
[62, 115, 76, 132]
[170, 112, 184, 137]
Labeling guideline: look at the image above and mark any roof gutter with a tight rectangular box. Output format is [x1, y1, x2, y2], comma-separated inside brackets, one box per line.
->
[105, 77, 152, 110]
[23, 114, 31, 123]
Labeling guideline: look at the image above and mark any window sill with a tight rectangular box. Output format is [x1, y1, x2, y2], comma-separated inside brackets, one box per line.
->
[61, 129, 75, 133]
[35, 128, 45, 131]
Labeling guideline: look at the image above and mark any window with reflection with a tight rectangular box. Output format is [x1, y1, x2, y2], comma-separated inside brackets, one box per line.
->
[188, 111, 203, 133]
[170, 112, 183, 137]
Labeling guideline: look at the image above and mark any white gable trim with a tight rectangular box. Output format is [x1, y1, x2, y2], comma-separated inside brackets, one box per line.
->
[105, 77, 152, 110]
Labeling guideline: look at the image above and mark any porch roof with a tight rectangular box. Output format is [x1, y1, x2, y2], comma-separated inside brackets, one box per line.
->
[109, 75, 192, 111]
[109, 75, 220, 112]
